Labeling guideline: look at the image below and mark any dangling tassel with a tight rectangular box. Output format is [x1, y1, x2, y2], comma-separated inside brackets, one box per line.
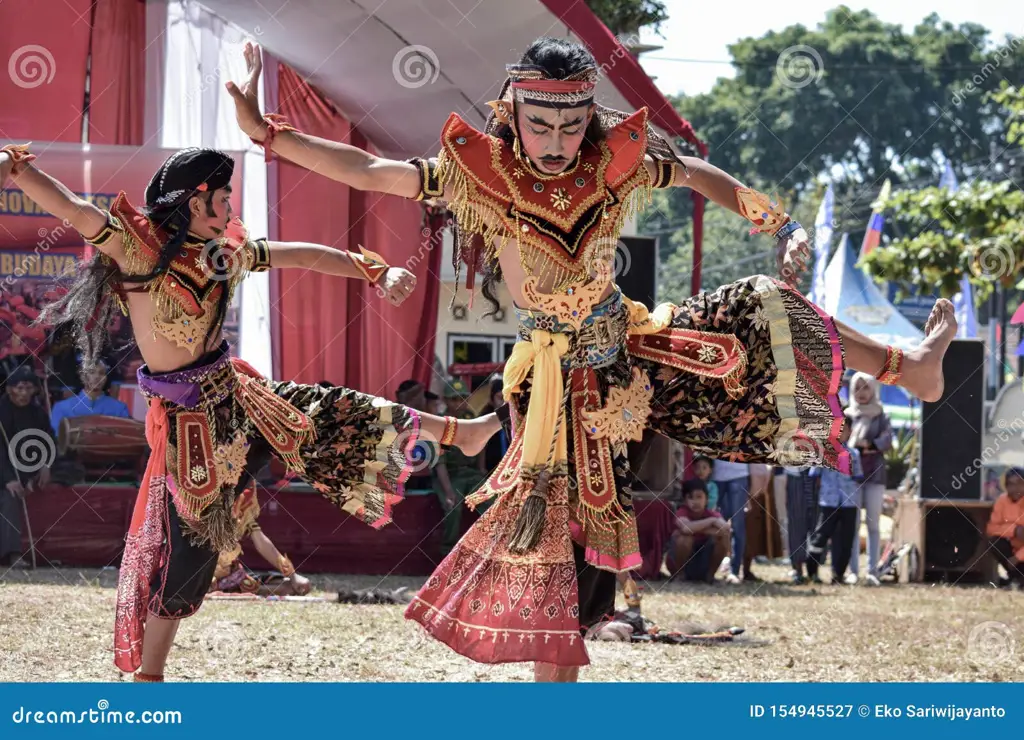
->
[508, 470, 551, 553]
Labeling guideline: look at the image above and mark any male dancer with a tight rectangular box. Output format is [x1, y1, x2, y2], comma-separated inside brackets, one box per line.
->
[0, 145, 499, 681]
[226, 38, 955, 681]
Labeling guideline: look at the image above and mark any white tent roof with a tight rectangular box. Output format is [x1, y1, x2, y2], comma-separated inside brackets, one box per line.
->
[199, 0, 650, 158]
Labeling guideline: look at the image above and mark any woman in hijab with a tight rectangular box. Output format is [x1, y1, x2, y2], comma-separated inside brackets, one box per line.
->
[845, 372, 892, 585]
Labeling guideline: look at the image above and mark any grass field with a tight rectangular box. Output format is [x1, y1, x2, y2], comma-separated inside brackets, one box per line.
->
[1, 564, 1021, 682]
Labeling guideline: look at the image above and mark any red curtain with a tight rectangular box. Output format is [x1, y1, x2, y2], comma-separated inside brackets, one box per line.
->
[0, 0, 92, 142]
[87, 0, 146, 145]
[273, 65, 437, 396]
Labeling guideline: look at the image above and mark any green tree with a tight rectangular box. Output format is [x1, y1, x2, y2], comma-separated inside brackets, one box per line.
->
[674, 7, 1024, 200]
[586, 0, 667, 36]
[860, 84, 1024, 302]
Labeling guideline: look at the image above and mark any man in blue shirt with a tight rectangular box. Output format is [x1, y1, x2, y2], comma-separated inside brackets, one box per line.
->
[50, 363, 131, 435]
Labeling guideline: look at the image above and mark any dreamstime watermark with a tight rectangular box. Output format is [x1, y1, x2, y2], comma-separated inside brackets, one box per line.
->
[8, 45, 56, 89]
[393, 428, 441, 476]
[949, 415, 1024, 492]
[183, 27, 265, 108]
[771, 428, 825, 469]
[392, 45, 440, 89]
[7, 428, 57, 474]
[1, 220, 74, 295]
[198, 620, 250, 662]
[11, 699, 182, 726]
[968, 241, 1016, 282]
[775, 45, 824, 90]
[967, 621, 1015, 667]
[952, 36, 1023, 107]
[199, 238, 247, 283]
[374, 218, 451, 300]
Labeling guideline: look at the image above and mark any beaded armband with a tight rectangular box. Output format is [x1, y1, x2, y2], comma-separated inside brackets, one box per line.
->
[735, 187, 790, 237]
[247, 238, 272, 273]
[651, 160, 675, 189]
[406, 157, 443, 201]
[84, 212, 124, 249]
[251, 114, 299, 163]
[351, 246, 390, 285]
[1, 143, 36, 176]
[440, 416, 458, 447]
[875, 346, 905, 386]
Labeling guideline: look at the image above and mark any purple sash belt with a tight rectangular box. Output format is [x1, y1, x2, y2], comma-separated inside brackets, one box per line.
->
[136, 343, 232, 409]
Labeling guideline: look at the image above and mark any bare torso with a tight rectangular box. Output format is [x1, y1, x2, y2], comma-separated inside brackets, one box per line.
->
[496, 237, 616, 311]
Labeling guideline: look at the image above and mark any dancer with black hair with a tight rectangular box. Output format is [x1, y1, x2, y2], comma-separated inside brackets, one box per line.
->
[0, 145, 500, 681]
[227, 38, 956, 681]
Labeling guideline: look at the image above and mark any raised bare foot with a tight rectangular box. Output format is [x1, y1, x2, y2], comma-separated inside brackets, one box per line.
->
[902, 298, 957, 402]
[455, 413, 500, 457]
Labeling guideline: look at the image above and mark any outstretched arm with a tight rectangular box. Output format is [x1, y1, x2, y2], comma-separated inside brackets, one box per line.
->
[1, 148, 118, 254]
[226, 43, 425, 198]
[267, 241, 417, 306]
[645, 155, 811, 285]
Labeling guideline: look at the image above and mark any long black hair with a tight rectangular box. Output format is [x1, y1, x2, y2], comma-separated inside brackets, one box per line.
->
[479, 38, 605, 316]
[38, 148, 233, 372]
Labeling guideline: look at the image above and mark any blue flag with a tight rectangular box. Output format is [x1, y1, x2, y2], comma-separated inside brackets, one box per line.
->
[942, 160, 977, 338]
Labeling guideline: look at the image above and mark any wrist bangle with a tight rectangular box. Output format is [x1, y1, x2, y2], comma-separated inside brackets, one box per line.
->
[250, 115, 298, 163]
[1, 143, 36, 176]
[351, 245, 391, 284]
[774, 219, 801, 241]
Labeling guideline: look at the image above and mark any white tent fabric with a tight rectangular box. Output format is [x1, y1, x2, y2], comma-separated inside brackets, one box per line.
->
[159, 1, 273, 378]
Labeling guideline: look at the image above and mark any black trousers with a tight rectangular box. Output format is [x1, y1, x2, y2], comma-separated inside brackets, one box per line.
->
[806, 506, 858, 580]
[990, 537, 1024, 583]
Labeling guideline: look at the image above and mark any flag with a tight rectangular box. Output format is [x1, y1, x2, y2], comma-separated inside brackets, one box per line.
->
[859, 179, 891, 259]
[942, 158, 976, 338]
[808, 184, 834, 307]
[952, 274, 978, 338]
[938, 159, 959, 192]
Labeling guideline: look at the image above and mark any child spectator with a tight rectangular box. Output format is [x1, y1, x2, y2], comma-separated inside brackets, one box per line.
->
[691, 455, 719, 511]
[665, 480, 731, 584]
[805, 421, 864, 585]
[986, 467, 1024, 589]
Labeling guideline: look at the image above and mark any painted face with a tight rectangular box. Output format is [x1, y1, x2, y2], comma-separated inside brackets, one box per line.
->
[853, 378, 875, 405]
[515, 102, 594, 174]
[188, 187, 233, 238]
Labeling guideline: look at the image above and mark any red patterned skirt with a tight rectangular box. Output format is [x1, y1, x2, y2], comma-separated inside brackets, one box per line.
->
[406, 276, 849, 666]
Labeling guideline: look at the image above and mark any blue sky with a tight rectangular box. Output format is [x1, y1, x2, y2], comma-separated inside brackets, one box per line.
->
[639, 0, 1024, 96]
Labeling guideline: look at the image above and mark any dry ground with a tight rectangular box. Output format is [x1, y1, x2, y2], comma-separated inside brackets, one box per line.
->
[1, 564, 1021, 682]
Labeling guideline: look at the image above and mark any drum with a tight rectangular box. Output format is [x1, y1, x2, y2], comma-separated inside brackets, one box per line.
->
[58, 414, 148, 465]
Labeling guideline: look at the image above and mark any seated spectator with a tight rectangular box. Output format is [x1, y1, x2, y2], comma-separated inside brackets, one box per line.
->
[691, 455, 719, 511]
[50, 363, 130, 434]
[665, 480, 731, 583]
[805, 422, 863, 585]
[396, 379, 427, 411]
[986, 467, 1024, 589]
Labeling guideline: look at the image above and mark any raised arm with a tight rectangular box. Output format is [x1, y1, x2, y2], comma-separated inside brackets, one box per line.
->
[1, 146, 118, 254]
[265, 240, 417, 306]
[645, 155, 811, 284]
[226, 43, 424, 198]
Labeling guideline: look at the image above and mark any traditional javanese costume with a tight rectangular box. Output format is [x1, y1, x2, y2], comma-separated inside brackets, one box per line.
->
[208, 488, 296, 593]
[16, 147, 428, 674]
[394, 65, 851, 666]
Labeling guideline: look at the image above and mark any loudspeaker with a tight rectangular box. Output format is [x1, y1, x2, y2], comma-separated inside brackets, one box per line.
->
[616, 235, 658, 308]
[895, 498, 997, 584]
[920, 339, 985, 499]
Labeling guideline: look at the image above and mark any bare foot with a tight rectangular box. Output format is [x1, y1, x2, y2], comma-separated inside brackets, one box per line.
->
[903, 298, 957, 402]
[454, 414, 500, 457]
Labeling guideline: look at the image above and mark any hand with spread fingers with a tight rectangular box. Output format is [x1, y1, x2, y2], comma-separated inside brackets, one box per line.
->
[225, 41, 266, 139]
[776, 226, 812, 287]
[379, 267, 417, 306]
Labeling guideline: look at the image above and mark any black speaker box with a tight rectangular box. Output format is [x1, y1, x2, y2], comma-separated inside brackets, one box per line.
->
[616, 235, 658, 308]
[920, 339, 985, 499]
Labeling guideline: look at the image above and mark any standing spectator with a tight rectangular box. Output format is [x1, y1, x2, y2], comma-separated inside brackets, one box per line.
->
[845, 372, 892, 586]
[712, 460, 750, 584]
[784, 466, 820, 584]
[771, 466, 789, 563]
[690, 455, 719, 511]
[0, 367, 53, 567]
[433, 379, 487, 555]
[395, 379, 427, 411]
[483, 377, 508, 472]
[665, 480, 730, 583]
[806, 423, 863, 585]
[986, 467, 1024, 589]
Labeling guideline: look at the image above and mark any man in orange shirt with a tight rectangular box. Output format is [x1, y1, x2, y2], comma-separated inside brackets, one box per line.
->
[986, 467, 1024, 588]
